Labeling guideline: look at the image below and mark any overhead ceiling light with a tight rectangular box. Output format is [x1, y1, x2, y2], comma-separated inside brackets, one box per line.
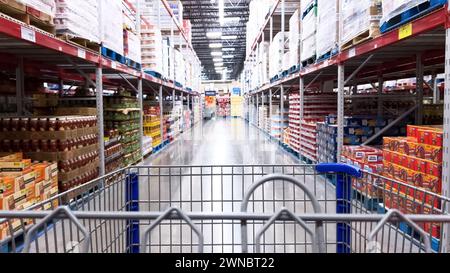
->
[222, 48, 235, 51]
[213, 58, 223, 62]
[222, 35, 238, 40]
[209, 43, 223, 48]
[223, 55, 234, 58]
[214, 63, 224, 67]
[211, 51, 223, 56]
[218, 0, 224, 26]
[206, 31, 222, 39]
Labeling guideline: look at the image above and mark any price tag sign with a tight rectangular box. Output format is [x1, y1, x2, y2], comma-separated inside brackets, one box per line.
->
[348, 48, 356, 58]
[77, 48, 86, 59]
[399, 23, 413, 40]
[111, 61, 117, 69]
[21, 26, 36, 43]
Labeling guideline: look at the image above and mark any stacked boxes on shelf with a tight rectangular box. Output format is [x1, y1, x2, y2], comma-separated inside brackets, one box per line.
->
[317, 115, 406, 163]
[316, 0, 339, 60]
[54, 0, 100, 43]
[288, 94, 301, 152]
[104, 128, 124, 173]
[271, 107, 289, 141]
[99, 0, 124, 57]
[288, 10, 300, 69]
[382, 125, 443, 196]
[0, 115, 99, 192]
[144, 105, 162, 148]
[141, 24, 164, 75]
[382, 125, 444, 238]
[269, 32, 288, 79]
[259, 42, 270, 85]
[341, 145, 384, 198]
[339, 0, 382, 50]
[0, 153, 59, 240]
[183, 110, 191, 131]
[246, 0, 274, 57]
[380, 0, 446, 33]
[104, 96, 140, 166]
[231, 96, 244, 118]
[217, 95, 231, 118]
[300, 118, 322, 162]
[258, 106, 268, 131]
[301, 0, 317, 64]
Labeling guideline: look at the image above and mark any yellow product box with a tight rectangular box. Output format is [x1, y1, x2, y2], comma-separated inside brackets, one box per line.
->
[0, 176, 15, 197]
[2, 189, 27, 210]
[24, 183, 36, 202]
[42, 177, 53, 191]
[0, 159, 32, 172]
[35, 181, 44, 201]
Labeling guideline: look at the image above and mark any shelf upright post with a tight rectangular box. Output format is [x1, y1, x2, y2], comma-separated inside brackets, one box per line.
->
[262, 91, 266, 131]
[172, 89, 176, 108]
[281, 0, 285, 71]
[280, 84, 285, 136]
[299, 76, 305, 156]
[16, 57, 24, 115]
[96, 66, 105, 176]
[441, 0, 450, 253]
[256, 93, 260, 128]
[337, 64, 345, 162]
[377, 77, 384, 116]
[181, 91, 184, 130]
[270, 16, 273, 44]
[432, 73, 439, 104]
[138, 78, 144, 157]
[159, 85, 164, 144]
[269, 89, 273, 132]
[416, 53, 424, 125]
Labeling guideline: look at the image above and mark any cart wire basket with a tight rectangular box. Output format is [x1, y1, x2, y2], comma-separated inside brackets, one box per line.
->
[1, 163, 449, 254]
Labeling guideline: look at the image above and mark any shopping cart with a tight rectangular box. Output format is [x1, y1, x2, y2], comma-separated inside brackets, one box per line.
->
[0, 163, 449, 253]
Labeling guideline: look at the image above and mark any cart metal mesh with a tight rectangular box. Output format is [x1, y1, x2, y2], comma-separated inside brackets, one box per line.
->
[0, 164, 449, 253]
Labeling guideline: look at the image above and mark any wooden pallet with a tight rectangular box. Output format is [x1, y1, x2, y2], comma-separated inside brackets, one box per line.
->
[341, 26, 380, 51]
[57, 34, 100, 52]
[0, 0, 55, 34]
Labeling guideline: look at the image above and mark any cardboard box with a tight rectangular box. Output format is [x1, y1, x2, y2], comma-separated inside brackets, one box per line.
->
[426, 161, 442, 178]
[0, 176, 15, 197]
[422, 174, 441, 193]
[0, 159, 32, 172]
[414, 143, 443, 163]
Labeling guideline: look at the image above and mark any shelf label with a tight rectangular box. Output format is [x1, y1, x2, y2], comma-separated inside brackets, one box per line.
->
[77, 48, 86, 59]
[21, 26, 36, 43]
[348, 48, 356, 58]
[399, 23, 413, 40]
[111, 61, 117, 69]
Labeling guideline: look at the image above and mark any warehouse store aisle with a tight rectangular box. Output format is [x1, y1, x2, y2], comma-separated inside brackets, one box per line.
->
[143, 118, 300, 166]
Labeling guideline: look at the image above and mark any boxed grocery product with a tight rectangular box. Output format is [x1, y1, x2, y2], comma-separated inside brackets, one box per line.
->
[316, 0, 339, 59]
[339, 0, 382, 48]
[20, 0, 56, 17]
[54, 0, 100, 43]
[288, 10, 300, 68]
[99, 0, 124, 55]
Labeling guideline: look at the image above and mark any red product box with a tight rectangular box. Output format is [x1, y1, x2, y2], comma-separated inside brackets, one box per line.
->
[415, 144, 443, 163]
[405, 156, 417, 171]
[363, 163, 383, 174]
[383, 150, 392, 162]
[416, 159, 427, 173]
[383, 161, 397, 178]
[391, 152, 402, 165]
[363, 150, 383, 164]
[426, 161, 442, 178]
[407, 125, 420, 139]
[421, 174, 441, 194]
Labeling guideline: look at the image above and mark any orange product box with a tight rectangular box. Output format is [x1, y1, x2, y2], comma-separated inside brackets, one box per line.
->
[31, 163, 50, 182]
[383, 137, 405, 152]
[24, 183, 36, 202]
[418, 128, 443, 146]
[421, 174, 441, 194]
[391, 152, 402, 165]
[415, 143, 443, 163]
[35, 181, 44, 201]
[0, 177, 15, 197]
[0, 159, 32, 172]
[426, 161, 442, 178]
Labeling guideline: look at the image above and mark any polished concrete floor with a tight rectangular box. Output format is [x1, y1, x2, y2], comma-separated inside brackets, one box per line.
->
[142, 118, 300, 166]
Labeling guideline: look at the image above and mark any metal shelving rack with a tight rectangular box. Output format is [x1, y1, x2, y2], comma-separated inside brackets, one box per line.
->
[243, 0, 450, 251]
[0, 0, 201, 176]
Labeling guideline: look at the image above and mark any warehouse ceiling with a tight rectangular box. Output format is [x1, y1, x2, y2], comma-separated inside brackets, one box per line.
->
[182, 0, 250, 81]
